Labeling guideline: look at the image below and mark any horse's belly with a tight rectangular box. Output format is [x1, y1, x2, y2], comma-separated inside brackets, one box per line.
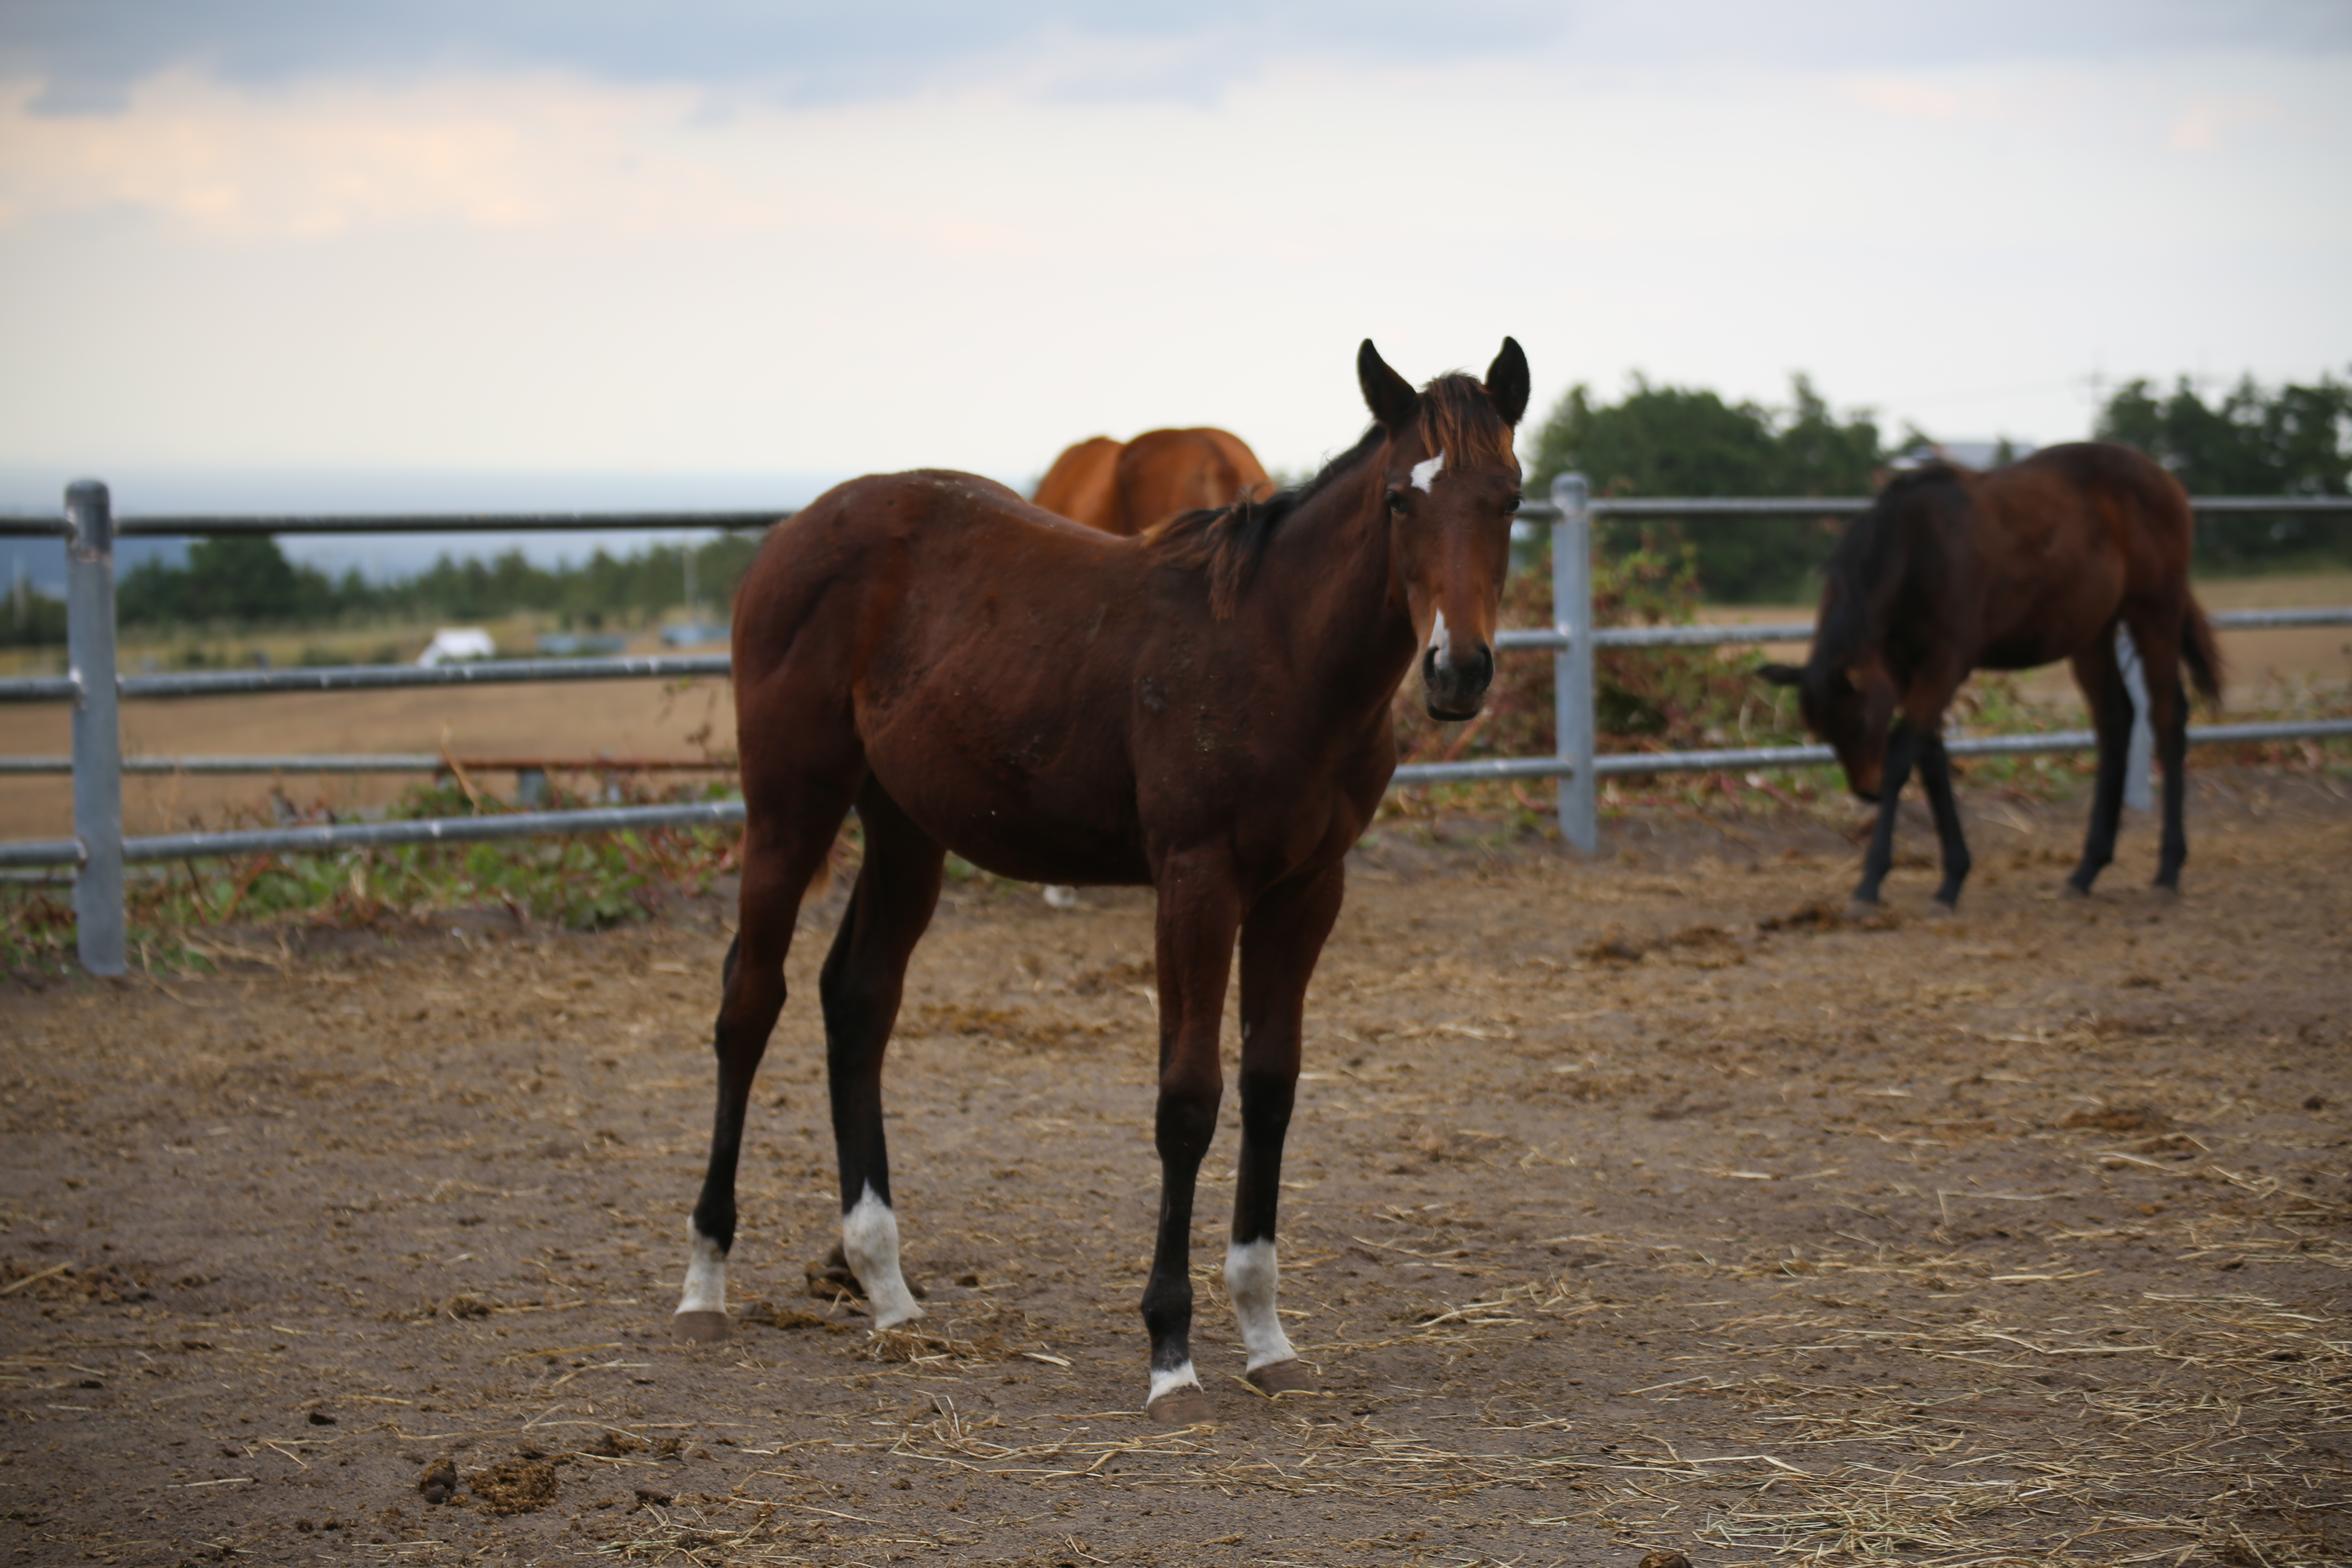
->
[861, 727, 1153, 886]
[1976, 634, 2074, 671]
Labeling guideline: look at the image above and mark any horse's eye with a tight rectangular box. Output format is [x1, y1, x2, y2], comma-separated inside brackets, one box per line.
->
[1503, 492, 1523, 514]
[1385, 489, 1408, 516]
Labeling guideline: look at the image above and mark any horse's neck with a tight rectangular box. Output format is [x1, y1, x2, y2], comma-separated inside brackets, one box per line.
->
[1247, 464, 1417, 722]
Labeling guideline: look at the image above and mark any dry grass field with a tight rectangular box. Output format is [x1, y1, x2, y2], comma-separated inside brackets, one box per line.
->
[2, 771, 2346, 1566]
[1, 574, 2345, 844]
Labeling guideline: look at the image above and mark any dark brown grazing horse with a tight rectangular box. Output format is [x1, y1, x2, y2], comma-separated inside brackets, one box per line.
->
[677, 340, 1531, 1422]
[1760, 442, 2222, 911]
[1033, 427, 1275, 535]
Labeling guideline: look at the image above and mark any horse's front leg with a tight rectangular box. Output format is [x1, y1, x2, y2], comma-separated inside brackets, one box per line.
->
[1229, 861, 1347, 1397]
[1140, 855, 1245, 1424]
[1915, 732, 1973, 912]
[1851, 720, 1920, 912]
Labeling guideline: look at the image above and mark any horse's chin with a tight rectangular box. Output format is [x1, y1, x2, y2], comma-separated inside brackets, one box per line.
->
[1425, 700, 1484, 723]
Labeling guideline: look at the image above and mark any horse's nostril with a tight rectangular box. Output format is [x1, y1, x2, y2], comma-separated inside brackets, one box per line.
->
[1472, 644, 1494, 687]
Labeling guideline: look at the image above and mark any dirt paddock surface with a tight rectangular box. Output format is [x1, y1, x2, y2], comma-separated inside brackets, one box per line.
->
[3, 770, 2348, 1566]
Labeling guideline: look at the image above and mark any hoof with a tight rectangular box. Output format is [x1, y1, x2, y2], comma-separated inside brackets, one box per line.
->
[671, 1310, 730, 1343]
[1244, 1359, 1316, 1397]
[1145, 1386, 1213, 1425]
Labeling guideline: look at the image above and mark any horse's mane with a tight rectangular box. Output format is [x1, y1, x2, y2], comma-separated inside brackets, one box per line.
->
[1813, 463, 1965, 672]
[1143, 374, 1516, 618]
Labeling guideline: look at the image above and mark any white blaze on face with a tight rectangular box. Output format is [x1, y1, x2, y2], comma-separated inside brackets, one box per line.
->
[1429, 607, 1452, 664]
[1148, 1358, 1201, 1407]
[841, 1184, 923, 1328]
[1224, 1238, 1298, 1372]
[676, 1225, 727, 1316]
[1410, 450, 1446, 492]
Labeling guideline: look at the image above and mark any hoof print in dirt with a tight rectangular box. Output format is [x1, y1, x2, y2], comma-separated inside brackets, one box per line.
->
[305, 1409, 336, 1425]
[672, 1309, 730, 1342]
[469, 1457, 559, 1515]
[416, 1457, 458, 1506]
[1146, 1387, 1214, 1425]
[1244, 1359, 1315, 1396]
[585, 1430, 646, 1458]
[1636, 1552, 1693, 1568]
[633, 1486, 674, 1508]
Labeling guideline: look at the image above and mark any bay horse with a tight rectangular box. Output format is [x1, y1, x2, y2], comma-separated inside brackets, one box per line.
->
[677, 339, 1531, 1423]
[1033, 427, 1275, 536]
[1760, 442, 2222, 912]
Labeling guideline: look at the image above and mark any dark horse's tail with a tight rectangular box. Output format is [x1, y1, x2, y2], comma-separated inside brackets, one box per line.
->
[2181, 596, 2224, 707]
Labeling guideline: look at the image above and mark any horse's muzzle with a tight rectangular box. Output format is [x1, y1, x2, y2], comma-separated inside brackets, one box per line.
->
[1421, 642, 1494, 722]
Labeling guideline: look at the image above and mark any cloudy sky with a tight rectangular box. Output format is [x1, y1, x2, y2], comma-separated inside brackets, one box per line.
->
[1, 0, 2347, 533]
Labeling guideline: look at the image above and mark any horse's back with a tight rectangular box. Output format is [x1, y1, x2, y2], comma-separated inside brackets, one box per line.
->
[734, 470, 1111, 679]
[1033, 437, 1125, 530]
[1116, 428, 1272, 535]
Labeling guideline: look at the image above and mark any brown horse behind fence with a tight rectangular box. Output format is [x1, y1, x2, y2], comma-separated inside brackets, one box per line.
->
[678, 339, 1531, 1423]
[1033, 426, 1274, 535]
[1762, 441, 2222, 911]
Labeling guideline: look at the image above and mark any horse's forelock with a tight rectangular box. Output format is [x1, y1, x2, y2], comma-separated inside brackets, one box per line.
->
[1414, 375, 1519, 473]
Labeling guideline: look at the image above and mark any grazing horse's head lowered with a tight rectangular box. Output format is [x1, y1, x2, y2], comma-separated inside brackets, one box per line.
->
[1358, 338, 1530, 719]
[1759, 448, 2222, 915]
[1760, 586, 1899, 801]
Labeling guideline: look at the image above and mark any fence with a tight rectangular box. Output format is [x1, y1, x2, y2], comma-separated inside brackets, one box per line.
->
[4, 477, 2350, 976]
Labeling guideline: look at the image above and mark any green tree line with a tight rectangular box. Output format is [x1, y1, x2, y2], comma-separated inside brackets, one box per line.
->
[5, 368, 2346, 648]
[77, 532, 768, 639]
[1526, 368, 2352, 601]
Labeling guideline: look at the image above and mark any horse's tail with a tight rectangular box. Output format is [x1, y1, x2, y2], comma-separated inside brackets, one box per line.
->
[2180, 595, 2224, 708]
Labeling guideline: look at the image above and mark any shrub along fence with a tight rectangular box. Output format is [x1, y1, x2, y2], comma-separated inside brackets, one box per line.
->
[3, 479, 2348, 975]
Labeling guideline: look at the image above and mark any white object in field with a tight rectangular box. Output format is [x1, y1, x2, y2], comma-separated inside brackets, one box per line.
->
[416, 628, 497, 666]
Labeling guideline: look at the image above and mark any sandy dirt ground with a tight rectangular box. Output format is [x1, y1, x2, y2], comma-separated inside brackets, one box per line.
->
[2, 574, 2345, 842]
[2, 772, 2348, 1567]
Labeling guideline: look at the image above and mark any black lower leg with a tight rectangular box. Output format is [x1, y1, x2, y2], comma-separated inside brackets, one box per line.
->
[1140, 1089, 1218, 1388]
[1918, 735, 1973, 909]
[2155, 684, 2189, 889]
[1230, 1070, 1294, 1249]
[2071, 668, 2134, 894]
[1853, 722, 1918, 906]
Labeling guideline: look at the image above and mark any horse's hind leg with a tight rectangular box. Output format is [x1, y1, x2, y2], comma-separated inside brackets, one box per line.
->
[817, 781, 945, 1328]
[2124, 613, 2194, 891]
[2066, 636, 2134, 896]
[676, 790, 857, 1341]
[1851, 720, 1920, 911]
[2154, 680, 2190, 890]
[1916, 732, 1973, 911]
[1227, 861, 1346, 1398]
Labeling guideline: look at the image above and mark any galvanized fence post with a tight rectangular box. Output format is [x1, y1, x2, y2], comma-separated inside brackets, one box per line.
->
[1551, 472, 1597, 853]
[2116, 627, 2154, 812]
[65, 480, 127, 976]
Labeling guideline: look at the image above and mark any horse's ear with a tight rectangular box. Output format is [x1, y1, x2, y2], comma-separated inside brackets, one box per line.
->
[1485, 337, 1530, 425]
[1358, 339, 1419, 430]
[1757, 662, 1803, 687]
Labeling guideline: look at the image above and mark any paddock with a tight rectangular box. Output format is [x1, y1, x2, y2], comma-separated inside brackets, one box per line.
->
[2, 771, 2344, 1566]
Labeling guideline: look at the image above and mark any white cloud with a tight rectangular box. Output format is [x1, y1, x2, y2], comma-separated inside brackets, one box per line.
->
[0, 38, 2344, 489]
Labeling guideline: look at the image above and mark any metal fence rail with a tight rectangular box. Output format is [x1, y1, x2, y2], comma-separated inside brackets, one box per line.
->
[4, 477, 2349, 973]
